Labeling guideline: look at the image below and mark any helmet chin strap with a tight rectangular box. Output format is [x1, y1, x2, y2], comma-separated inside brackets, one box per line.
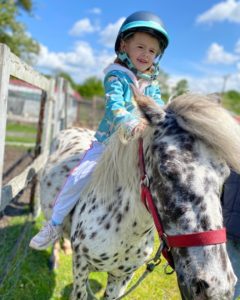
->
[117, 52, 160, 81]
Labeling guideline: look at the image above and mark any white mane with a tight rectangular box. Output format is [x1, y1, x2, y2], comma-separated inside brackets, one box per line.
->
[167, 93, 240, 173]
[86, 93, 240, 202]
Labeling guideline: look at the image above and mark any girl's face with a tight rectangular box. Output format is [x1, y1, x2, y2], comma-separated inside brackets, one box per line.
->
[120, 32, 160, 73]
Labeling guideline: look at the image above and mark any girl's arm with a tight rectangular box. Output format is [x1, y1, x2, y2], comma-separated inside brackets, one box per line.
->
[104, 76, 139, 134]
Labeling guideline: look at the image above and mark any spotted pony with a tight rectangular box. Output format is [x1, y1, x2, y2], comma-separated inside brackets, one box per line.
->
[40, 93, 240, 300]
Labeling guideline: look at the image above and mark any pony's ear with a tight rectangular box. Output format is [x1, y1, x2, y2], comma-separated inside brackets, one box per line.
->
[131, 84, 166, 126]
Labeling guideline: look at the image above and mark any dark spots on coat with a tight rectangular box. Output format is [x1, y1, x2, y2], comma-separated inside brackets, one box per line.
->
[92, 258, 102, 263]
[132, 221, 137, 227]
[77, 292, 81, 299]
[47, 181, 52, 187]
[118, 265, 124, 270]
[116, 213, 122, 223]
[98, 214, 108, 225]
[62, 165, 70, 172]
[178, 248, 188, 258]
[141, 227, 152, 236]
[200, 203, 207, 212]
[124, 202, 129, 212]
[73, 243, 80, 252]
[82, 246, 89, 253]
[79, 229, 86, 240]
[124, 267, 132, 273]
[90, 231, 97, 239]
[80, 203, 86, 214]
[81, 264, 88, 271]
[200, 215, 211, 230]
[105, 222, 111, 230]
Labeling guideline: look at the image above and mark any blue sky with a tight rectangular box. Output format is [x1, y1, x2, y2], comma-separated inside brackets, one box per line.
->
[19, 0, 240, 93]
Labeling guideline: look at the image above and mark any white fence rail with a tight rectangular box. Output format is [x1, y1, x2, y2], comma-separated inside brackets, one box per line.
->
[0, 43, 78, 213]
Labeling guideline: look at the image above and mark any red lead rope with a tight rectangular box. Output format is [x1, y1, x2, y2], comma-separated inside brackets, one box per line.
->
[138, 138, 227, 269]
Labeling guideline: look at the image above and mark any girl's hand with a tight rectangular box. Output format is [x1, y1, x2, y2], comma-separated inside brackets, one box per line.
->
[132, 119, 148, 136]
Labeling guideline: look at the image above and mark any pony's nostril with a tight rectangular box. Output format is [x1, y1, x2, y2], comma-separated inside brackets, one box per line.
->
[192, 278, 210, 296]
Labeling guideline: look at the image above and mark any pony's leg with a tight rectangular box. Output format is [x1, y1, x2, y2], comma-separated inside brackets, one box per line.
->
[49, 241, 60, 270]
[71, 252, 89, 300]
[104, 272, 134, 299]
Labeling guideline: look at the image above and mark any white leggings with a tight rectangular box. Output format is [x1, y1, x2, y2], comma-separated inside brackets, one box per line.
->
[51, 141, 105, 224]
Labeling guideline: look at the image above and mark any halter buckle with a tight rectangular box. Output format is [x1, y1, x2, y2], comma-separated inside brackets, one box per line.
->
[162, 233, 171, 251]
[141, 174, 150, 187]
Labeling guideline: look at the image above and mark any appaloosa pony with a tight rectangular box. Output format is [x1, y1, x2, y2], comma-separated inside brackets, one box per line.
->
[40, 93, 240, 300]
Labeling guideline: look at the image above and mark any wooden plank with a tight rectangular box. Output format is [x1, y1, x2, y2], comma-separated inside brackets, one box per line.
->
[0, 44, 11, 206]
[0, 153, 47, 212]
[8, 46, 50, 91]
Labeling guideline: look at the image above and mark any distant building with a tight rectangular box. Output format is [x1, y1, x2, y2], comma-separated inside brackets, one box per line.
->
[8, 78, 81, 124]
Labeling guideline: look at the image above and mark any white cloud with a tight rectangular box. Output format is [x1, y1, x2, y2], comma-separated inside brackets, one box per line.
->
[235, 39, 240, 54]
[196, 0, 240, 24]
[34, 43, 115, 82]
[88, 7, 102, 15]
[99, 17, 125, 48]
[69, 18, 99, 36]
[206, 43, 239, 64]
[169, 72, 240, 94]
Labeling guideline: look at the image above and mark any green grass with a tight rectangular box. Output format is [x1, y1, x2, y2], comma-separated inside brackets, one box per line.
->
[6, 122, 37, 134]
[5, 121, 37, 145]
[0, 213, 181, 300]
[5, 135, 36, 144]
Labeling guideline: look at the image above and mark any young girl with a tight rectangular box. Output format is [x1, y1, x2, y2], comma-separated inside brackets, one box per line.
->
[29, 10, 169, 250]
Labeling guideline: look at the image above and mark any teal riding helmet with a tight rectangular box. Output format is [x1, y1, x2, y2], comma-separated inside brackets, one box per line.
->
[115, 11, 169, 54]
[115, 11, 169, 80]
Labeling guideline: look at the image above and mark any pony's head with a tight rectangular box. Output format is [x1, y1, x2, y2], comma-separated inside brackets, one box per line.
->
[134, 90, 240, 299]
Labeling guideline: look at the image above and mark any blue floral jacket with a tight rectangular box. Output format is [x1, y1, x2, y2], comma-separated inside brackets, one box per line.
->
[95, 64, 164, 143]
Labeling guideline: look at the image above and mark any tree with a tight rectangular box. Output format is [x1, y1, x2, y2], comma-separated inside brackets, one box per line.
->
[76, 76, 104, 99]
[172, 79, 189, 97]
[157, 69, 170, 102]
[223, 90, 240, 115]
[15, 0, 32, 12]
[55, 71, 77, 89]
[0, 0, 39, 63]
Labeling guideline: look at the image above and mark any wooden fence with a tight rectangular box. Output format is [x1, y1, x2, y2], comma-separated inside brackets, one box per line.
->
[0, 43, 78, 214]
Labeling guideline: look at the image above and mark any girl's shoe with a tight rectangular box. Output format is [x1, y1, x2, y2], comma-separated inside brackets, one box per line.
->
[29, 221, 62, 250]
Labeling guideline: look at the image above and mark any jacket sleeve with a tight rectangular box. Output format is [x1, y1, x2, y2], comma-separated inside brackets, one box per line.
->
[104, 75, 139, 134]
[150, 84, 165, 106]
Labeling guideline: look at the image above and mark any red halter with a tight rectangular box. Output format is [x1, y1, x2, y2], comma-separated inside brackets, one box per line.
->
[138, 138, 227, 269]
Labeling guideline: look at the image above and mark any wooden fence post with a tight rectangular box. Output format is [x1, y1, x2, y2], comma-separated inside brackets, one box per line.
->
[0, 44, 11, 207]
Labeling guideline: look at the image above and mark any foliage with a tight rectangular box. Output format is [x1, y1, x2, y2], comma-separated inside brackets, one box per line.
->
[172, 79, 189, 97]
[55, 72, 77, 90]
[157, 69, 170, 102]
[223, 90, 240, 115]
[0, 0, 39, 63]
[76, 76, 104, 99]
